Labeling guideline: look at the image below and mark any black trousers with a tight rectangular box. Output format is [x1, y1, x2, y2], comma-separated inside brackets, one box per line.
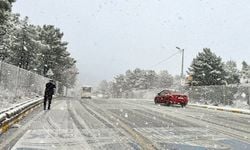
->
[44, 95, 53, 110]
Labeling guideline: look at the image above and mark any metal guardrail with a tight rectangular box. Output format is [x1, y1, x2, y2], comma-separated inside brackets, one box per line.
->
[0, 99, 35, 114]
[0, 98, 43, 134]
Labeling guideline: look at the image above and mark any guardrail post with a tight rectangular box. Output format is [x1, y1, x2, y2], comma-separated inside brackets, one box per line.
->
[15, 67, 20, 98]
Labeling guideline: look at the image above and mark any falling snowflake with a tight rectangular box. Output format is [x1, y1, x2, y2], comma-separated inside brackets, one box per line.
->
[124, 113, 128, 118]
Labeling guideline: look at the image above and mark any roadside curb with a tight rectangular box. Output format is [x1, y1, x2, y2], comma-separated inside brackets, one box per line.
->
[189, 104, 250, 115]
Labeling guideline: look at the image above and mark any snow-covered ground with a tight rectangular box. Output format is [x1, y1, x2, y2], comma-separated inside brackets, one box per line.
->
[230, 99, 250, 109]
[3, 98, 250, 149]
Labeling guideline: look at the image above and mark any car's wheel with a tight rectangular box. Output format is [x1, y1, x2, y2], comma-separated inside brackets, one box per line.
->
[181, 103, 187, 107]
[165, 101, 170, 106]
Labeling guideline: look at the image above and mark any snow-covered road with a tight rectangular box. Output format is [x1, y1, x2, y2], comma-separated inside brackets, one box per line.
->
[1, 97, 250, 150]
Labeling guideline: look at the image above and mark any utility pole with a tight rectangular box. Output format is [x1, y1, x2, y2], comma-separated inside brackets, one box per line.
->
[176, 47, 184, 78]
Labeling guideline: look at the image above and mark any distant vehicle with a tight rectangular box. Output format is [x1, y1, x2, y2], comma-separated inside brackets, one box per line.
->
[81, 87, 92, 99]
[154, 90, 188, 107]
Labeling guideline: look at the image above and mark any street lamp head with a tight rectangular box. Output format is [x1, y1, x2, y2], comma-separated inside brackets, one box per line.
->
[176, 47, 180, 50]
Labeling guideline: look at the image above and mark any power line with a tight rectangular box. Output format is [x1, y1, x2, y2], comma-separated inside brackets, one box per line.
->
[150, 51, 181, 68]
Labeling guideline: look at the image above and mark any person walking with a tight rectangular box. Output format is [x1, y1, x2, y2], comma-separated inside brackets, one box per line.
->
[44, 80, 56, 110]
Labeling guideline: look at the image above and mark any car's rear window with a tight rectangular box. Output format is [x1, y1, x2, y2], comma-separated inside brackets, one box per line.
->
[159, 90, 171, 96]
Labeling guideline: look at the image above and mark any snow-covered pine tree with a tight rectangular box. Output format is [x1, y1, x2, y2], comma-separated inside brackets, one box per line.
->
[37, 25, 76, 84]
[188, 48, 226, 86]
[144, 70, 157, 89]
[241, 61, 250, 83]
[0, 0, 16, 60]
[114, 74, 127, 97]
[0, 0, 15, 24]
[133, 68, 146, 89]
[61, 64, 79, 88]
[97, 80, 109, 95]
[0, 0, 77, 88]
[9, 17, 41, 70]
[224, 60, 240, 84]
[156, 70, 174, 88]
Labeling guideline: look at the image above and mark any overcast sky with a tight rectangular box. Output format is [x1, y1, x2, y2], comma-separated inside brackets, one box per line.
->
[13, 0, 250, 86]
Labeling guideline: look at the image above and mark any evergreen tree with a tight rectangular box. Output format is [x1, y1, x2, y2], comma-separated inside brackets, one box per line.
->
[224, 60, 240, 84]
[0, 0, 77, 88]
[125, 69, 136, 90]
[9, 17, 43, 70]
[97, 80, 109, 95]
[242, 61, 248, 70]
[133, 68, 145, 89]
[0, 0, 16, 60]
[114, 74, 127, 97]
[144, 70, 157, 89]
[0, 0, 15, 24]
[108, 68, 174, 97]
[61, 65, 79, 88]
[37, 25, 76, 84]
[156, 70, 174, 88]
[188, 48, 226, 86]
[241, 61, 250, 83]
[0, 13, 14, 61]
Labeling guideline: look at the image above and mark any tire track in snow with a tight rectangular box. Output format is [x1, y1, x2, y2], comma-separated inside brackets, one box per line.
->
[83, 99, 157, 150]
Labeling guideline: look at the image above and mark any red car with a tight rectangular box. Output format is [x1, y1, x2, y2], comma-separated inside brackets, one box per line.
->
[154, 90, 188, 107]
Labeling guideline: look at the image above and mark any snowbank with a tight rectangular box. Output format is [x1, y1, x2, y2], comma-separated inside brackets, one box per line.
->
[189, 103, 250, 115]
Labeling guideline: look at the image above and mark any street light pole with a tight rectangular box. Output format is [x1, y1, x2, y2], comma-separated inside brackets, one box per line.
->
[181, 48, 184, 78]
[176, 47, 184, 78]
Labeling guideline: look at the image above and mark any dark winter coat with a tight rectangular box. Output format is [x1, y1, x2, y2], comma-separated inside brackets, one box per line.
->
[45, 82, 56, 96]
